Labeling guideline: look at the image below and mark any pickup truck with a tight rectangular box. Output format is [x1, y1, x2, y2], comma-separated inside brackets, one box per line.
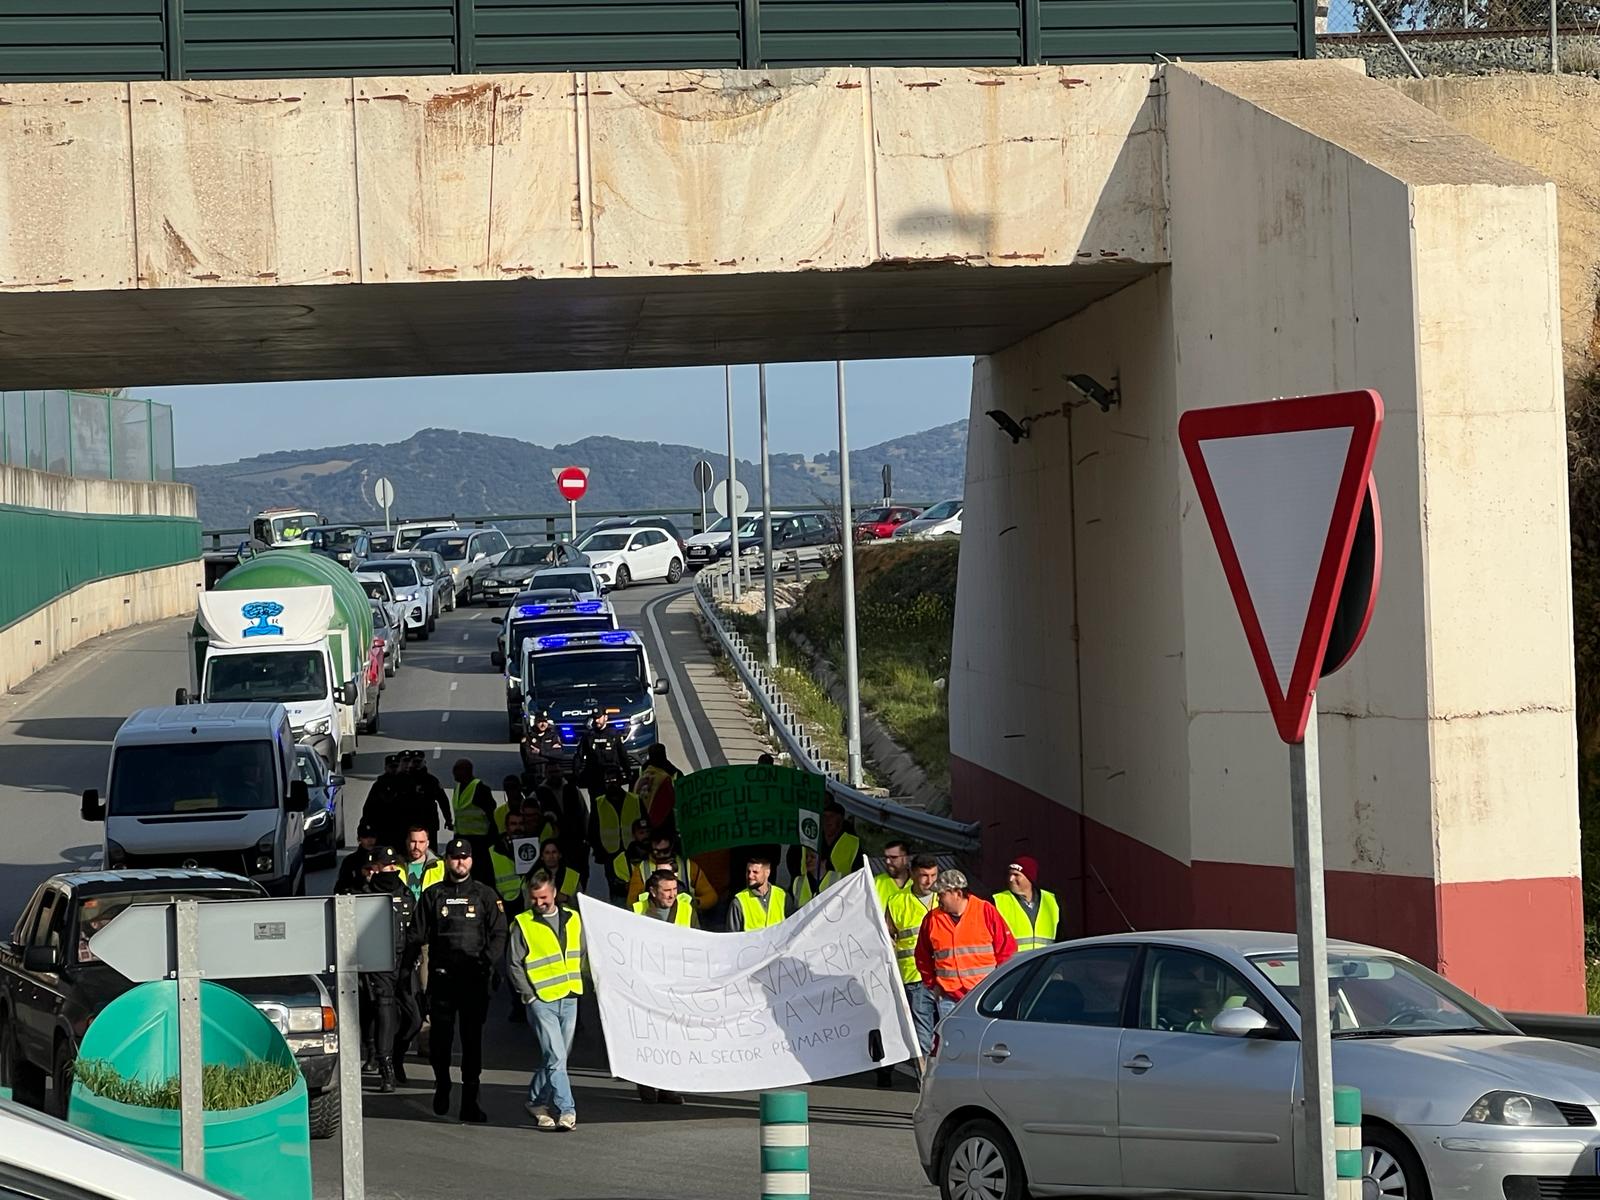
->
[0, 869, 342, 1138]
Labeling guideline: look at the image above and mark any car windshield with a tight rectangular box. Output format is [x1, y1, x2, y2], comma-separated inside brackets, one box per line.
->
[369, 601, 389, 627]
[578, 533, 631, 552]
[294, 751, 322, 786]
[366, 561, 420, 588]
[501, 544, 558, 568]
[108, 740, 280, 817]
[918, 501, 961, 520]
[530, 649, 645, 692]
[309, 527, 364, 550]
[77, 888, 259, 964]
[368, 533, 395, 553]
[206, 650, 328, 703]
[532, 571, 594, 593]
[357, 579, 387, 599]
[1248, 952, 1517, 1036]
[408, 555, 440, 579]
[397, 526, 452, 549]
[518, 589, 580, 604]
[856, 508, 889, 523]
[270, 515, 311, 538]
[419, 535, 469, 561]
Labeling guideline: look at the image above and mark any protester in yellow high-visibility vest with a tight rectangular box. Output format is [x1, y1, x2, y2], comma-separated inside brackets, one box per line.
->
[629, 870, 692, 1105]
[624, 831, 716, 913]
[537, 839, 580, 904]
[727, 853, 789, 931]
[591, 781, 644, 902]
[885, 855, 941, 1066]
[450, 759, 498, 888]
[792, 845, 842, 907]
[992, 855, 1060, 955]
[785, 800, 861, 883]
[507, 870, 584, 1131]
[875, 840, 913, 910]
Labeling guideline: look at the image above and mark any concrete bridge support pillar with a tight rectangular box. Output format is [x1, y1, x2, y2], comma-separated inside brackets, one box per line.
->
[950, 61, 1581, 1010]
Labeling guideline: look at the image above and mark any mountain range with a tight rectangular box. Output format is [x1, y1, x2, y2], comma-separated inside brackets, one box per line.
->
[178, 421, 969, 530]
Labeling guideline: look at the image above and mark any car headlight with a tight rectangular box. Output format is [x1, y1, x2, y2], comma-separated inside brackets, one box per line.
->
[631, 709, 655, 728]
[1464, 1092, 1569, 1127]
[303, 716, 331, 735]
[254, 833, 275, 874]
[305, 808, 328, 832]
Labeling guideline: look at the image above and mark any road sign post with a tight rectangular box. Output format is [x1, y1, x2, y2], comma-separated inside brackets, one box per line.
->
[693, 459, 714, 536]
[759, 365, 777, 667]
[553, 467, 589, 541]
[373, 477, 395, 532]
[725, 366, 740, 601]
[91, 893, 395, 1200]
[1178, 391, 1383, 1200]
[881, 463, 892, 504]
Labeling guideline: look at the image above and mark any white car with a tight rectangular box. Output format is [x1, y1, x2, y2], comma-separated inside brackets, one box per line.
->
[894, 498, 963, 540]
[528, 566, 603, 602]
[394, 519, 457, 551]
[1, 1094, 241, 1199]
[576, 525, 685, 589]
[362, 557, 434, 640]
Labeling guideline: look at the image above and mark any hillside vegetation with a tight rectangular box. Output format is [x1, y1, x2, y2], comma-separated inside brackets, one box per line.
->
[787, 540, 959, 789]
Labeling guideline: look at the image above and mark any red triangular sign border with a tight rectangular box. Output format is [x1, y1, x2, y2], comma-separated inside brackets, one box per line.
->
[1178, 390, 1383, 745]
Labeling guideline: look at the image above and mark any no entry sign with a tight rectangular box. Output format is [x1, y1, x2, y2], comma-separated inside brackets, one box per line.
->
[555, 466, 589, 502]
[1178, 390, 1383, 745]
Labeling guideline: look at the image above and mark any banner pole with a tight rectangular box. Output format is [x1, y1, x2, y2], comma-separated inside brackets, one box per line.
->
[864, 855, 922, 1080]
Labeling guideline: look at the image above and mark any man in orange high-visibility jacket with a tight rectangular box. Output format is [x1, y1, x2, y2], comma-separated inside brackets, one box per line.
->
[914, 868, 1017, 1023]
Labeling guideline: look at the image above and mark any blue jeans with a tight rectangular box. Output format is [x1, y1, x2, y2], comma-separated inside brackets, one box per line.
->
[907, 983, 941, 1055]
[528, 995, 578, 1116]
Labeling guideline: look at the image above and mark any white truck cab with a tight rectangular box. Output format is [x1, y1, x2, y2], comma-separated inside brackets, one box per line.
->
[250, 508, 323, 548]
[81, 703, 309, 896]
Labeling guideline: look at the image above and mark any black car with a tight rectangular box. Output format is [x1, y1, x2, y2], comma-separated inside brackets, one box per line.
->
[0, 870, 342, 1138]
[295, 744, 345, 866]
[474, 541, 589, 604]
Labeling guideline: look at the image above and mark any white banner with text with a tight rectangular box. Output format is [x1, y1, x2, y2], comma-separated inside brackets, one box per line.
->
[579, 869, 917, 1091]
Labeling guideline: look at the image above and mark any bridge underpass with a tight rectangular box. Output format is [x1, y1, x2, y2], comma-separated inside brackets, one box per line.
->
[0, 57, 1581, 1011]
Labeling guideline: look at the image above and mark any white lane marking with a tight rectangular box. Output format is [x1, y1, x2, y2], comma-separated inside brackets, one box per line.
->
[432, 747, 442, 760]
[457, 655, 465, 665]
[471, 612, 482, 621]
[461, 633, 470, 642]
[643, 588, 709, 772]
[441, 712, 450, 723]
[450, 681, 458, 691]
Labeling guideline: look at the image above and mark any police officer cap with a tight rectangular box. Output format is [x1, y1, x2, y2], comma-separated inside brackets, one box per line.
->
[357, 819, 376, 839]
[352, 847, 378, 868]
[384, 753, 399, 766]
[444, 837, 473, 859]
[375, 846, 401, 867]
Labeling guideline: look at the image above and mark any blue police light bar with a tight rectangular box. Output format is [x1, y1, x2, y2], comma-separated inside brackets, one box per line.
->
[518, 604, 549, 616]
[575, 601, 603, 613]
[598, 631, 631, 644]
[537, 635, 569, 649]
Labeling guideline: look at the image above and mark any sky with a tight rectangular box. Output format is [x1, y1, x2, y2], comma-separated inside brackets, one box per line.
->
[146, 357, 975, 468]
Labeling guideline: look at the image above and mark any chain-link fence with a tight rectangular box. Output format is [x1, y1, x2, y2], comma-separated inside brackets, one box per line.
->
[0, 390, 176, 483]
[1320, 0, 1600, 75]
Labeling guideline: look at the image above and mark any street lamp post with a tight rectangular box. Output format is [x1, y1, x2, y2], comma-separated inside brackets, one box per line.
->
[836, 361, 864, 787]
[759, 364, 777, 668]
[726, 365, 741, 602]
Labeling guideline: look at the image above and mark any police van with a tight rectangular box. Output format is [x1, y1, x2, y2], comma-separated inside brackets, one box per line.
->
[517, 628, 668, 759]
[493, 598, 620, 737]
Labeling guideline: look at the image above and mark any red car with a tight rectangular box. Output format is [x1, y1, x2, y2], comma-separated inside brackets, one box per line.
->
[854, 506, 923, 541]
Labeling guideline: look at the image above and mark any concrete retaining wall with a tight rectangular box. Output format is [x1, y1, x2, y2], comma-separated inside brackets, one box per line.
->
[0, 462, 202, 694]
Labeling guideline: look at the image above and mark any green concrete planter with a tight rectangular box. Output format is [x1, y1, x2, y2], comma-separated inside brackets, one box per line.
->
[67, 981, 311, 1200]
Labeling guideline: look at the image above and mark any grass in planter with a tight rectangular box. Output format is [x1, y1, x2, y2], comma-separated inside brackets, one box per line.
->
[75, 1059, 298, 1111]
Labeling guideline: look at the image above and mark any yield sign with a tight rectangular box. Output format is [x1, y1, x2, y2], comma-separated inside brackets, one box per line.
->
[554, 466, 589, 502]
[1178, 391, 1383, 744]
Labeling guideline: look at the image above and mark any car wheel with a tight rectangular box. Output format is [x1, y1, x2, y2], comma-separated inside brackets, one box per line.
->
[616, 565, 631, 590]
[428, 614, 437, 633]
[666, 558, 683, 583]
[0, 1012, 45, 1110]
[385, 657, 396, 678]
[1364, 1125, 1430, 1200]
[308, 1085, 341, 1139]
[47, 1039, 74, 1119]
[939, 1118, 1026, 1200]
[416, 623, 429, 642]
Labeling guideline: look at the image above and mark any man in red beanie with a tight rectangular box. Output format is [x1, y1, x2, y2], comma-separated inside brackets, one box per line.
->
[992, 854, 1060, 955]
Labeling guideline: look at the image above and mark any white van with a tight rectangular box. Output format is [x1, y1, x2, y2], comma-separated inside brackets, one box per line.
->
[81, 703, 309, 896]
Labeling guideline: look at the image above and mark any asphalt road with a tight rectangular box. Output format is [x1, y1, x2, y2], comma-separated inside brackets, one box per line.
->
[0, 583, 934, 1200]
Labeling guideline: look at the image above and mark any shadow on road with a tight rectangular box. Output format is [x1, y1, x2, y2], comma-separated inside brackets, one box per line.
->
[6, 716, 128, 743]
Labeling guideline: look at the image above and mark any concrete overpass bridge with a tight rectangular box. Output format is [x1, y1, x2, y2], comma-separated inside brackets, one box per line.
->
[0, 54, 1579, 1009]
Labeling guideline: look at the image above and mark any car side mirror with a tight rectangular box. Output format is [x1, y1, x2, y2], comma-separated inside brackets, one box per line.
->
[340, 682, 359, 706]
[329, 774, 345, 789]
[491, 650, 506, 669]
[23, 946, 60, 973]
[601, 585, 612, 594]
[474, 552, 486, 562]
[1211, 1007, 1271, 1037]
[81, 788, 105, 822]
[653, 678, 671, 696]
[174, 687, 190, 706]
[490, 616, 503, 625]
[288, 779, 310, 810]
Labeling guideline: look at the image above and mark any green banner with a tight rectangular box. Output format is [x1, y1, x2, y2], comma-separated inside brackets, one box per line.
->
[675, 764, 825, 857]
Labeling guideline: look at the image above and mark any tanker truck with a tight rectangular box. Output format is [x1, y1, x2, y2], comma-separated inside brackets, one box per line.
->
[185, 549, 376, 768]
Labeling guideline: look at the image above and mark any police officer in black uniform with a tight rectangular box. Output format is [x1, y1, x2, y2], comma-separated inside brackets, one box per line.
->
[403, 750, 453, 850]
[571, 709, 633, 797]
[361, 755, 414, 850]
[363, 846, 418, 1093]
[409, 837, 507, 1123]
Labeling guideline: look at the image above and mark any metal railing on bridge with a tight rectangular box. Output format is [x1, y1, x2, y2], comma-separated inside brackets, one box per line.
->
[1, 390, 176, 484]
[692, 558, 981, 854]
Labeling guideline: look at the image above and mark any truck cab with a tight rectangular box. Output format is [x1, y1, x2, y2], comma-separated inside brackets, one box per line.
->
[491, 598, 619, 738]
[519, 629, 669, 757]
[250, 508, 323, 549]
[188, 586, 361, 768]
[80, 704, 308, 897]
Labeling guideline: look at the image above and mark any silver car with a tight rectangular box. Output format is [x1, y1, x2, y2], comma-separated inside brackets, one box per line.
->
[393, 548, 456, 615]
[914, 930, 1600, 1200]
